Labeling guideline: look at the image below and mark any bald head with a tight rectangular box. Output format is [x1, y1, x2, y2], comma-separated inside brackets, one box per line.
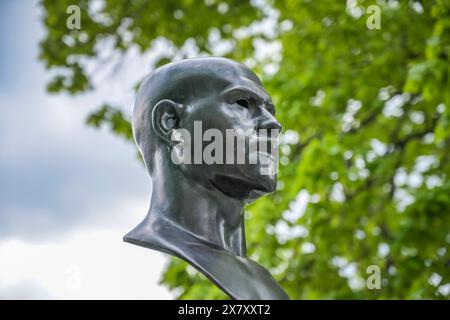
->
[132, 57, 262, 173]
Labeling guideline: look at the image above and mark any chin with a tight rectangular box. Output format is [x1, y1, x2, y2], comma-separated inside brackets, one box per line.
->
[210, 169, 277, 203]
[246, 175, 277, 202]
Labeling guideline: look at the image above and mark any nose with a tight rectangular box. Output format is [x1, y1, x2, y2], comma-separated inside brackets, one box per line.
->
[255, 108, 282, 133]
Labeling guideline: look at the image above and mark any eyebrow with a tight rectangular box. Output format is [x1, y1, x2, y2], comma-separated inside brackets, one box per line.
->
[220, 85, 276, 114]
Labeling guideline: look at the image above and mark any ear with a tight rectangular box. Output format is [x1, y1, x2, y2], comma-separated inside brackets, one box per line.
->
[151, 99, 183, 145]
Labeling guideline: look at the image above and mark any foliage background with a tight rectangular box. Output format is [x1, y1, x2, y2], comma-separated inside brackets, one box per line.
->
[39, 0, 450, 299]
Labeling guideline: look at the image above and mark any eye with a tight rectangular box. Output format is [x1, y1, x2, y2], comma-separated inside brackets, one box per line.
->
[235, 98, 250, 109]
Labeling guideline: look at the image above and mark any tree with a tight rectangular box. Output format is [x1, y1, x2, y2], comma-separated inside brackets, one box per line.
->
[39, 0, 450, 299]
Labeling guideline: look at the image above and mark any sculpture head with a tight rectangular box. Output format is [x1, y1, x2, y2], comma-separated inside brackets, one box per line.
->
[126, 58, 289, 300]
[133, 57, 281, 203]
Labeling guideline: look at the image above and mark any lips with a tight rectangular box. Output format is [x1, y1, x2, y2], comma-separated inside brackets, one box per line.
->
[256, 150, 276, 161]
[251, 138, 278, 159]
[247, 134, 278, 154]
[248, 134, 278, 145]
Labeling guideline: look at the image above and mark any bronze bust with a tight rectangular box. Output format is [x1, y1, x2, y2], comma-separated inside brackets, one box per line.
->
[124, 57, 288, 300]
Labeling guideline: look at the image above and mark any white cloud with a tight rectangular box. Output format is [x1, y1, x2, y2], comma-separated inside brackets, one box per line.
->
[0, 228, 172, 299]
[0, 1, 173, 298]
[0, 0, 156, 241]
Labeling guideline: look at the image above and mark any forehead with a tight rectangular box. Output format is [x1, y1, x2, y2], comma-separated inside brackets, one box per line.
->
[167, 57, 261, 83]
[165, 58, 266, 94]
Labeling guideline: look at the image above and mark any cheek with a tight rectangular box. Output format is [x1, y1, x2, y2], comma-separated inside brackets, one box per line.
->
[184, 102, 254, 132]
[214, 103, 254, 131]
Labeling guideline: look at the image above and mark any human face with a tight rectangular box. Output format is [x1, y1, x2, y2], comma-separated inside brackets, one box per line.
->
[177, 70, 282, 203]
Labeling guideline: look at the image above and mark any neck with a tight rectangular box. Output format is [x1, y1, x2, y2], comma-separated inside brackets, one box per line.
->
[146, 162, 247, 257]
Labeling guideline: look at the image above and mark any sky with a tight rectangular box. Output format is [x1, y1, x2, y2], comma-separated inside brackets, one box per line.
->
[0, 1, 172, 299]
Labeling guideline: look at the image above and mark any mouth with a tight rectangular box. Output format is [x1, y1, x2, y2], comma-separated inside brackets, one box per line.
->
[246, 135, 278, 161]
[256, 150, 276, 162]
